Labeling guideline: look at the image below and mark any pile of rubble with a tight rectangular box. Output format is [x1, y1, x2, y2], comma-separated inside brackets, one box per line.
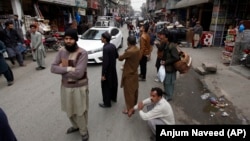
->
[201, 93, 230, 117]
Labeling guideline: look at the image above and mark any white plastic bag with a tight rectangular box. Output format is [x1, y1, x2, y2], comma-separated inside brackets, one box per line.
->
[3, 51, 8, 58]
[157, 65, 166, 83]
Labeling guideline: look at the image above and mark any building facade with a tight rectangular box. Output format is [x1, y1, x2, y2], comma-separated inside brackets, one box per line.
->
[163, 0, 250, 46]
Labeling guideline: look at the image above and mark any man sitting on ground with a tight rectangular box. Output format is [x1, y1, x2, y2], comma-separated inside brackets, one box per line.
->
[128, 87, 175, 140]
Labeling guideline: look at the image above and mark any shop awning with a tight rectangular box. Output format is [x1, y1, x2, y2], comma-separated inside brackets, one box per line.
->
[174, 0, 210, 9]
[155, 9, 162, 14]
[38, 0, 76, 6]
[155, 8, 166, 14]
[76, 0, 87, 8]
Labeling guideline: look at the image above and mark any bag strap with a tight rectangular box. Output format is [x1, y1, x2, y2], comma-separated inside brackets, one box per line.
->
[174, 44, 182, 53]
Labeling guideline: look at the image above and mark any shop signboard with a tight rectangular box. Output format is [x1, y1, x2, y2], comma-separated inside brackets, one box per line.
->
[148, 0, 156, 11]
[90, 0, 99, 10]
[39, 0, 76, 6]
[76, 0, 87, 8]
[78, 8, 86, 16]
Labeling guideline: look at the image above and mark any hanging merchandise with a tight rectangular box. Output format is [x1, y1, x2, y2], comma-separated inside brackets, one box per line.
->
[75, 12, 81, 24]
[221, 25, 236, 64]
[239, 23, 245, 33]
[68, 13, 72, 24]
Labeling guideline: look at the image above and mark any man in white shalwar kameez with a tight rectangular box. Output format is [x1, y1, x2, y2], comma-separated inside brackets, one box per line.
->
[30, 24, 46, 70]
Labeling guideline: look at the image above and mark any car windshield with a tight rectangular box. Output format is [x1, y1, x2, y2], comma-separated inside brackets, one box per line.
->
[80, 29, 107, 40]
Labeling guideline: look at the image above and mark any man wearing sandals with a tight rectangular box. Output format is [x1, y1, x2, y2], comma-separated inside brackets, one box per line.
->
[118, 36, 140, 114]
[128, 87, 175, 141]
[51, 29, 89, 141]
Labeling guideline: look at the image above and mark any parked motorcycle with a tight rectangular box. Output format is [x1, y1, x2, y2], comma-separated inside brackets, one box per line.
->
[17, 42, 29, 60]
[128, 30, 136, 36]
[23, 39, 32, 56]
[240, 49, 250, 68]
[43, 31, 63, 51]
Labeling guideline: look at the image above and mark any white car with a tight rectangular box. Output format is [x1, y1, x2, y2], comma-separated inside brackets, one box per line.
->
[155, 21, 170, 33]
[77, 26, 123, 63]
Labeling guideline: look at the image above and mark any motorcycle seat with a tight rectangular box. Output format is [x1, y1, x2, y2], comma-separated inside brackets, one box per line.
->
[46, 37, 57, 42]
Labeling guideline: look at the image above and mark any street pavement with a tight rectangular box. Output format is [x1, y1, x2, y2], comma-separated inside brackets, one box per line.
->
[180, 46, 250, 123]
[0, 25, 249, 141]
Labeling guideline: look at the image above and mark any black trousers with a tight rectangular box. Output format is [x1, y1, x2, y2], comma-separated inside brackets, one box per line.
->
[155, 57, 161, 73]
[139, 55, 148, 79]
[0, 108, 17, 141]
[2, 66, 14, 82]
[6, 46, 24, 66]
[101, 80, 117, 106]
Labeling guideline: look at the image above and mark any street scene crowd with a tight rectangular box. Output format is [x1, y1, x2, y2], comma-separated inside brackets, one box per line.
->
[0, 9, 249, 141]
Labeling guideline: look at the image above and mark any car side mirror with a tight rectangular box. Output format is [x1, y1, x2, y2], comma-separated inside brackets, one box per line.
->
[112, 36, 116, 39]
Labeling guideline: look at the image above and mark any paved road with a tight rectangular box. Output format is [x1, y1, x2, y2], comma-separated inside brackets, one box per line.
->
[0, 26, 157, 141]
[0, 25, 245, 141]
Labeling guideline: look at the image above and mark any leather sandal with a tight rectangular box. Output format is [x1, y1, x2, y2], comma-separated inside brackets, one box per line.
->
[122, 109, 128, 114]
[66, 127, 79, 134]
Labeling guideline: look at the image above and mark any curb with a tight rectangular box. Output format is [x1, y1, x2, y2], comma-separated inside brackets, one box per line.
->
[229, 65, 250, 79]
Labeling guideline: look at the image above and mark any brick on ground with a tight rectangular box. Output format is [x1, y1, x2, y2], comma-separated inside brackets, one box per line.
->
[195, 66, 207, 75]
[202, 62, 217, 73]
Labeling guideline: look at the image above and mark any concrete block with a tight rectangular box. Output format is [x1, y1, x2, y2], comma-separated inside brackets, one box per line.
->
[202, 62, 217, 73]
[195, 66, 207, 75]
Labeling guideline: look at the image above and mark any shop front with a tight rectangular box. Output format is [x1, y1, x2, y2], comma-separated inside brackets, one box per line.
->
[0, 0, 29, 35]
[154, 8, 167, 21]
[86, 0, 100, 26]
[75, 0, 88, 27]
[0, 0, 13, 29]
[37, 0, 76, 32]
[210, 0, 250, 46]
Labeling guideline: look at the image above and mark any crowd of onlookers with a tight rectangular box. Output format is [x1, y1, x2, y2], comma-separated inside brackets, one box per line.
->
[0, 15, 26, 87]
[0, 15, 201, 141]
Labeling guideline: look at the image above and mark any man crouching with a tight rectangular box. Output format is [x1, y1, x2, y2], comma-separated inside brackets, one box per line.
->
[128, 87, 175, 141]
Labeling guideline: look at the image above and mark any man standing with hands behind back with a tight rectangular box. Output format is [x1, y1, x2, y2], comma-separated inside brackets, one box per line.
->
[51, 29, 89, 141]
[118, 35, 140, 114]
[99, 32, 118, 108]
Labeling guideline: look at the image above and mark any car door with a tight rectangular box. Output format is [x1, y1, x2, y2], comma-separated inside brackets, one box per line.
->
[178, 27, 186, 41]
[110, 28, 120, 48]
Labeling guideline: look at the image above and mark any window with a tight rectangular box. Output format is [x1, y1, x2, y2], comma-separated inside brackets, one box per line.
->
[111, 28, 119, 36]
[81, 29, 107, 40]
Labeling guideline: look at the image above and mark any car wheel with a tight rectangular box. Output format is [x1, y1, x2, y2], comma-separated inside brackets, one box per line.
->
[119, 38, 123, 48]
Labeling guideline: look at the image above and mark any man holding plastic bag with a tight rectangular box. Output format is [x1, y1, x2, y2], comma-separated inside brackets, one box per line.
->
[158, 28, 180, 101]
[157, 65, 165, 83]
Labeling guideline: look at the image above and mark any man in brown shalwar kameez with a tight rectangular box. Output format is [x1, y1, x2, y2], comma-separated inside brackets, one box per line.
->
[118, 36, 140, 114]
